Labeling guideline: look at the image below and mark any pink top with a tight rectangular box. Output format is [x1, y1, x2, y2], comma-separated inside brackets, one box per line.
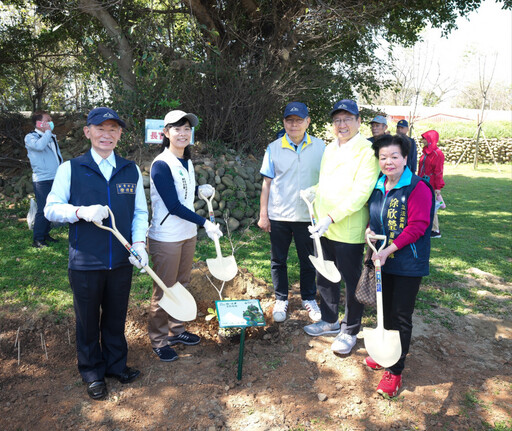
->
[387, 180, 433, 250]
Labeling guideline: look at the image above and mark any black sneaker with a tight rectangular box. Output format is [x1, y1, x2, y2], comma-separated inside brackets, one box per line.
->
[153, 345, 178, 362]
[168, 331, 201, 346]
[431, 231, 442, 238]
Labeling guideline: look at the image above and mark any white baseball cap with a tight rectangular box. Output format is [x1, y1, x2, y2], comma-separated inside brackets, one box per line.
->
[163, 110, 199, 127]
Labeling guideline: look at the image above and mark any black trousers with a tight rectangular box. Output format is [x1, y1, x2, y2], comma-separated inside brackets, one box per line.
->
[269, 220, 316, 301]
[381, 272, 422, 375]
[317, 237, 364, 335]
[33, 180, 53, 241]
[69, 266, 133, 382]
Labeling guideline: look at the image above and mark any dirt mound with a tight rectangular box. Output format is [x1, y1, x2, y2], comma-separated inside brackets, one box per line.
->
[1, 273, 511, 430]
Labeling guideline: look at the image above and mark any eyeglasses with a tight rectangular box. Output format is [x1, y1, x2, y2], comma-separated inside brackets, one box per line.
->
[333, 117, 356, 126]
[284, 118, 305, 125]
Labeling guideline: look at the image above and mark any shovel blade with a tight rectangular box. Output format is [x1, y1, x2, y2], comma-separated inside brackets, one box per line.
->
[309, 255, 341, 283]
[363, 326, 402, 368]
[206, 255, 238, 282]
[158, 282, 197, 322]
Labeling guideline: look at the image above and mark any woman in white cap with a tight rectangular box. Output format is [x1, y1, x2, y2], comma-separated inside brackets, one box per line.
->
[147, 110, 222, 362]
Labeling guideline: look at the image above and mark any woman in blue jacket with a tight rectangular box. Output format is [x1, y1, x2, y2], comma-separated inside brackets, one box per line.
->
[365, 134, 434, 397]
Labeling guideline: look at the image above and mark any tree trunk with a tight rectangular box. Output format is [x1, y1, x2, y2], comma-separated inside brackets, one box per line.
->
[78, 0, 136, 93]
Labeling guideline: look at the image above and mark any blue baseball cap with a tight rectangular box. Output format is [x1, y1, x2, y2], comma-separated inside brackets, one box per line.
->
[330, 99, 359, 117]
[87, 107, 126, 128]
[283, 102, 309, 119]
[397, 119, 409, 128]
[370, 115, 387, 125]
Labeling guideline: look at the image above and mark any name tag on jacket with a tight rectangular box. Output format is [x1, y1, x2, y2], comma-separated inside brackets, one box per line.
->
[116, 183, 136, 194]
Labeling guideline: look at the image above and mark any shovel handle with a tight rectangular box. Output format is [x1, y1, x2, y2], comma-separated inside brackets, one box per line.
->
[299, 189, 317, 226]
[199, 188, 224, 257]
[366, 234, 387, 257]
[198, 188, 216, 223]
[93, 208, 170, 296]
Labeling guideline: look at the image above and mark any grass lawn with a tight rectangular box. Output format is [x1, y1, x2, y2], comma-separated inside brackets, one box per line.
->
[1, 164, 510, 322]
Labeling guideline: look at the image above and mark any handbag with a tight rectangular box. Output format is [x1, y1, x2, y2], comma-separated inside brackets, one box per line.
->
[355, 246, 376, 307]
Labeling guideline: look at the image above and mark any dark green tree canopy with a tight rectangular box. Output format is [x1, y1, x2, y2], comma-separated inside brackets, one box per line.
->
[1, 0, 509, 149]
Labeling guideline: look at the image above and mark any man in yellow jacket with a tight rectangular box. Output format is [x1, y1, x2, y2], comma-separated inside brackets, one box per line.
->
[303, 100, 380, 355]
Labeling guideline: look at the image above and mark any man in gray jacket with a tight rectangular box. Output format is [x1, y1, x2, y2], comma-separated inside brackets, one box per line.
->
[25, 111, 63, 247]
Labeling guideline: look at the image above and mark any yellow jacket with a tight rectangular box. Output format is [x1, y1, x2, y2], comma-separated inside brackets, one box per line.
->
[314, 133, 379, 244]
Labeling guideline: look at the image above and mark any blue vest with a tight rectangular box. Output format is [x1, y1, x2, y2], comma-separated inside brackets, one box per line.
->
[69, 151, 138, 270]
[368, 167, 434, 277]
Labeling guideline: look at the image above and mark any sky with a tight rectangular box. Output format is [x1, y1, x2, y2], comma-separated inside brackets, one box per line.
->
[429, 0, 512, 86]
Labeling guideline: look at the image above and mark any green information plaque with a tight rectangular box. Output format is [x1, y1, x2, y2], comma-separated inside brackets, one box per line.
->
[214, 299, 266, 380]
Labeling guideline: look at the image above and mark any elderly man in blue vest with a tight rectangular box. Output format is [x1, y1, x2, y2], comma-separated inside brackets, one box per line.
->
[258, 102, 325, 323]
[45, 108, 149, 401]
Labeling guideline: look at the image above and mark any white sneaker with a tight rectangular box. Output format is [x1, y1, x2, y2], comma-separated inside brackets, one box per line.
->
[302, 299, 322, 322]
[273, 299, 288, 323]
[331, 332, 357, 354]
[304, 320, 340, 336]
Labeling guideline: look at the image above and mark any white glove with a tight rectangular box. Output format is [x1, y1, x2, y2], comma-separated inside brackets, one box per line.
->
[198, 184, 214, 198]
[128, 242, 149, 269]
[204, 220, 223, 240]
[308, 216, 332, 237]
[76, 205, 109, 223]
[300, 186, 316, 202]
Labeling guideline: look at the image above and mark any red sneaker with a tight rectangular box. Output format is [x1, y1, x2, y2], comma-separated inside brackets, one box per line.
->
[376, 371, 402, 397]
[365, 356, 383, 370]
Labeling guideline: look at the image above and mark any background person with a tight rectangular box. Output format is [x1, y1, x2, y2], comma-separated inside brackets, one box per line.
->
[25, 111, 63, 248]
[396, 119, 417, 174]
[44, 107, 148, 401]
[258, 102, 325, 323]
[368, 115, 388, 143]
[303, 100, 380, 356]
[147, 110, 222, 362]
[418, 129, 445, 238]
[365, 134, 434, 397]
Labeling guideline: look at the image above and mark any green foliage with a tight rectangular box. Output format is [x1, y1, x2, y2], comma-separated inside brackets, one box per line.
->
[2, 0, 505, 149]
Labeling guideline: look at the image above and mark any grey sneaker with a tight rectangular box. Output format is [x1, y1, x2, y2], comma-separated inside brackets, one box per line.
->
[273, 299, 288, 323]
[302, 299, 322, 322]
[331, 332, 357, 354]
[304, 320, 340, 336]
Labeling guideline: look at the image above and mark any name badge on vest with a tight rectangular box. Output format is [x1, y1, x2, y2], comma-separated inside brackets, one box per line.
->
[177, 169, 189, 200]
[116, 183, 136, 194]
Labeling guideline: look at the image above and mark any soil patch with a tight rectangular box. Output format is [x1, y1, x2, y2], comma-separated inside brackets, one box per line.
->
[1, 270, 511, 430]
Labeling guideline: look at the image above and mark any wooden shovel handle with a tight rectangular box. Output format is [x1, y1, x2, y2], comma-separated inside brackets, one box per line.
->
[93, 208, 170, 295]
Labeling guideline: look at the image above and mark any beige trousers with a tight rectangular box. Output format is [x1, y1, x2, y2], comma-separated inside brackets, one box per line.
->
[147, 236, 197, 348]
[432, 211, 440, 233]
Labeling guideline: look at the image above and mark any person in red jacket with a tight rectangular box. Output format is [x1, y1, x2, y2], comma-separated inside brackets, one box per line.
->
[418, 130, 445, 238]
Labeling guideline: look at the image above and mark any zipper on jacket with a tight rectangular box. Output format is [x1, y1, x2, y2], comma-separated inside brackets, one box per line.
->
[107, 180, 112, 270]
[378, 191, 388, 241]
[410, 243, 418, 258]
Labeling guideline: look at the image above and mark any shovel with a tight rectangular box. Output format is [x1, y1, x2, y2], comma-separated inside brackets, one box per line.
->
[363, 234, 402, 368]
[199, 188, 238, 282]
[300, 190, 341, 283]
[94, 207, 197, 322]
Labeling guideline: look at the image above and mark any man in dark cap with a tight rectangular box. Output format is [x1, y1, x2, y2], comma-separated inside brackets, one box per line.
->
[258, 102, 325, 323]
[396, 119, 417, 174]
[45, 107, 149, 400]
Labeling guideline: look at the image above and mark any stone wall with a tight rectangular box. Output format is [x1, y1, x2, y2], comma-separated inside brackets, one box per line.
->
[436, 138, 512, 164]
[140, 151, 263, 232]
